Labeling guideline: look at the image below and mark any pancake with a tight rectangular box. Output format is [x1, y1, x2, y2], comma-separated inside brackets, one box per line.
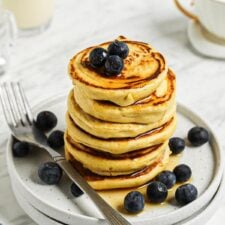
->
[66, 37, 177, 190]
[67, 89, 176, 138]
[66, 147, 171, 190]
[74, 69, 176, 124]
[66, 112, 177, 154]
[65, 134, 168, 176]
[69, 36, 168, 106]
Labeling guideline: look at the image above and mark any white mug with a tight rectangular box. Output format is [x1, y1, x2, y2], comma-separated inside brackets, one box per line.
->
[174, 0, 225, 39]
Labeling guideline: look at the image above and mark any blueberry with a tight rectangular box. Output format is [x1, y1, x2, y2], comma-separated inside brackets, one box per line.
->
[188, 127, 209, 147]
[108, 40, 129, 59]
[104, 55, 124, 76]
[89, 47, 108, 67]
[13, 141, 30, 157]
[156, 171, 176, 189]
[124, 191, 145, 213]
[71, 183, 84, 197]
[38, 162, 62, 185]
[175, 184, 198, 205]
[36, 111, 57, 132]
[169, 137, 185, 154]
[47, 130, 64, 149]
[147, 181, 168, 203]
[173, 164, 192, 182]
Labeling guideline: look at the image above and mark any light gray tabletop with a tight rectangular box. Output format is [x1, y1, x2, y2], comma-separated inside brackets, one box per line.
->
[0, 0, 225, 224]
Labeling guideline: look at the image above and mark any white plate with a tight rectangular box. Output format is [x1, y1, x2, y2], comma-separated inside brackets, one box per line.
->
[175, 174, 225, 225]
[12, 182, 62, 225]
[6, 95, 224, 225]
[188, 21, 225, 59]
[13, 175, 225, 225]
[11, 172, 225, 225]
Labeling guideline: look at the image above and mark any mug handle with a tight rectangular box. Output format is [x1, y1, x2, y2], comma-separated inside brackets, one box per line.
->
[174, 0, 199, 21]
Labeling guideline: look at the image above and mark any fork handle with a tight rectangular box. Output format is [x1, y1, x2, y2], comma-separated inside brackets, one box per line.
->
[55, 158, 132, 225]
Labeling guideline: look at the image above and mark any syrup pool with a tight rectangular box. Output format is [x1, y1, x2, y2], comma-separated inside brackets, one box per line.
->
[98, 153, 185, 214]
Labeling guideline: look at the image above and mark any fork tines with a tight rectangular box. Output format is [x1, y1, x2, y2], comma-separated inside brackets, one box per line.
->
[0, 82, 33, 128]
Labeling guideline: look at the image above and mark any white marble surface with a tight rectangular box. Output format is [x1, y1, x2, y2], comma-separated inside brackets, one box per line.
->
[0, 0, 225, 224]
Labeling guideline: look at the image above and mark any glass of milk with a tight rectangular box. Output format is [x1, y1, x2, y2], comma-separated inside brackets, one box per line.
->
[2, 0, 55, 36]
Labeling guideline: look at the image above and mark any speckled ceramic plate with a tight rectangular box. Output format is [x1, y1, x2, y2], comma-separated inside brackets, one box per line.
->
[11, 172, 225, 225]
[6, 95, 224, 225]
[175, 174, 225, 225]
[12, 182, 62, 225]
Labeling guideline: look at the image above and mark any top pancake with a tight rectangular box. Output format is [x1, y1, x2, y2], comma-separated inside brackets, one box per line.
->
[69, 36, 168, 106]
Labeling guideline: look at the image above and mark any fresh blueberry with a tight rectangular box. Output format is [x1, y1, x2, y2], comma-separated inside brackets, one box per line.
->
[104, 55, 124, 76]
[175, 184, 198, 205]
[147, 181, 168, 203]
[13, 141, 30, 157]
[108, 40, 129, 59]
[47, 130, 64, 149]
[124, 191, 145, 213]
[38, 162, 62, 185]
[173, 164, 192, 182]
[188, 127, 209, 147]
[156, 171, 176, 189]
[36, 111, 57, 132]
[169, 137, 185, 154]
[89, 47, 108, 67]
[71, 183, 84, 197]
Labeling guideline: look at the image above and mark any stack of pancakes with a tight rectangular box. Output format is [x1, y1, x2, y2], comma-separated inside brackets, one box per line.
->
[65, 37, 177, 190]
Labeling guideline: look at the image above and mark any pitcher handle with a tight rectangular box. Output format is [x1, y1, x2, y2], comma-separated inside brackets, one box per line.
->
[174, 0, 199, 21]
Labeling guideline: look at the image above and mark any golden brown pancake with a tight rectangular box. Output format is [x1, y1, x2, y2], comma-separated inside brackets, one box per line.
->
[69, 36, 168, 106]
[67, 88, 176, 138]
[65, 133, 168, 176]
[74, 69, 176, 124]
[66, 112, 176, 154]
[65, 147, 171, 190]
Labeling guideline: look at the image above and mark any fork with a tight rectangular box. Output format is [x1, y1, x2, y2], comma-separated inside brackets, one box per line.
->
[0, 82, 132, 225]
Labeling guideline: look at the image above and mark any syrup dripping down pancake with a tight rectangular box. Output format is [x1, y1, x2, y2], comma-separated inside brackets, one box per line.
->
[67, 88, 176, 138]
[65, 134, 168, 176]
[66, 112, 176, 154]
[74, 69, 176, 124]
[65, 147, 171, 190]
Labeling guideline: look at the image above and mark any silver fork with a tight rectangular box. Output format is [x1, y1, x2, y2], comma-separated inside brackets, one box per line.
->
[0, 82, 132, 225]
